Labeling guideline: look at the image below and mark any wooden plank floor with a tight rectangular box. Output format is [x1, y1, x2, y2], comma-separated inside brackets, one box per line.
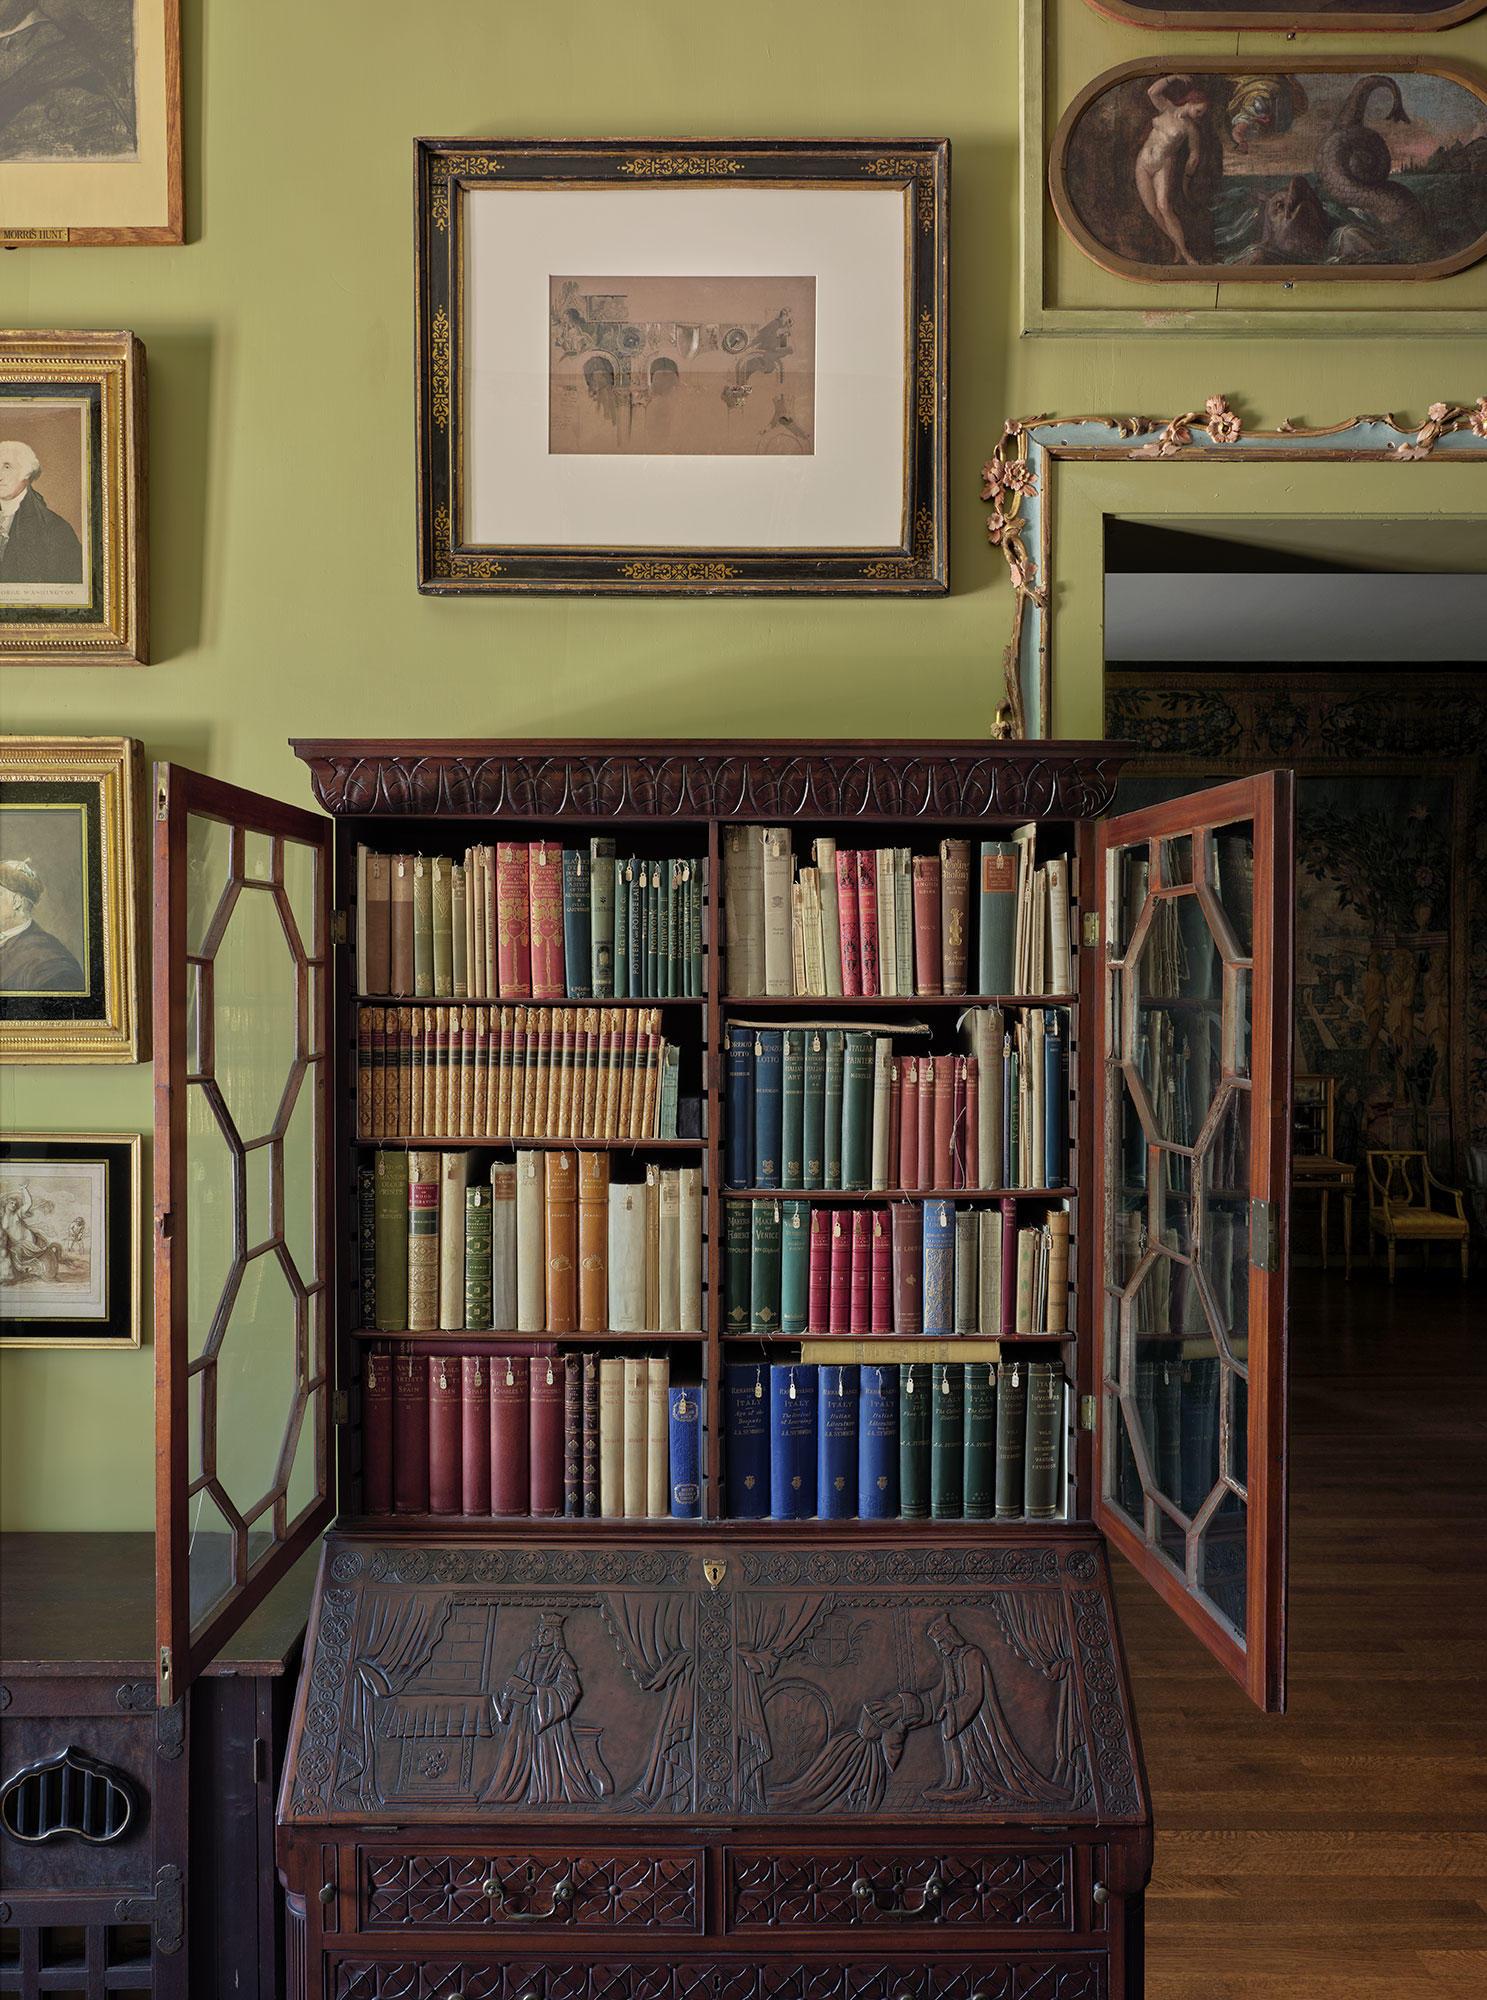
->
[1114, 1260, 1487, 1997]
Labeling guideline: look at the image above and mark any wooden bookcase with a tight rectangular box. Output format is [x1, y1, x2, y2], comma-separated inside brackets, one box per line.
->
[148, 741, 1293, 2000]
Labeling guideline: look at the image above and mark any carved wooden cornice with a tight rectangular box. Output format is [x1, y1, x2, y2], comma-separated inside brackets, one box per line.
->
[290, 740, 1128, 823]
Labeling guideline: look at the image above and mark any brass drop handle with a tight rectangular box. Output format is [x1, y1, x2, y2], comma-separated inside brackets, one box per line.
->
[488, 1874, 573, 1919]
[850, 1873, 942, 1917]
[481, 1876, 499, 1898]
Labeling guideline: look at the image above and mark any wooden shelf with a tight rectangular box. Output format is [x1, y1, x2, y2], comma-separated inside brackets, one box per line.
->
[352, 1134, 702, 1150]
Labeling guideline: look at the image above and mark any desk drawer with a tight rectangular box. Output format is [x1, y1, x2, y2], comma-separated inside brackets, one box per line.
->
[358, 1846, 702, 1932]
[331, 1954, 1108, 1999]
[724, 1846, 1080, 1933]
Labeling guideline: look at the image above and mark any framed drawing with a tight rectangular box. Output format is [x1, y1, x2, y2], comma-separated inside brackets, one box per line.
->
[0, 0, 182, 246]
[415, 137, 949, 594]
[0, 329, 147, 663]
[0, 1133, 141, 1348]
[1082, 2, 1486, 29]
[0, 734, 144, 1062]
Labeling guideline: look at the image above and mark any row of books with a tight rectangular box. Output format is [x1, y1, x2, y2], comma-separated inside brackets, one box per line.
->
[723, 825, 1072, 999]
[725, 1360, 1067, 1521]
[355, 841, 705, 1002]
[355, 1003, 682, 1142]
[724, 1010, 1068, 1193]
[363, 1347, 700, 1519]
[360, 1151, 704, 1335]
[727, 1199, 1070, 1340]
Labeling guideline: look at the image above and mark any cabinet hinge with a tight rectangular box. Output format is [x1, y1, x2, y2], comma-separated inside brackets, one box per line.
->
[158, 1646, 172, 1705]
[1251, 1198, 1279, 1273]
[1079, 1394, 1097, 1433]
[251, 1736, 269, 1784]
[155, 780, 169, 822]
[1081, 912, 1100, 949]
[332, 1389, 350, 1425]
[330, 909, 350, 948]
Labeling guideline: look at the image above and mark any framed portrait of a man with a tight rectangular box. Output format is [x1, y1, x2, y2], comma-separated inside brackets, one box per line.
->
[0, 1133, 140, 1348]
[0, 329, 147, 664]
[0, 735, 143, 1062]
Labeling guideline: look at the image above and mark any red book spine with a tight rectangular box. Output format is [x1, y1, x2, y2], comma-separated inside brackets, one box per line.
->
[870, 1208, 893, 1334]
[951, 1056, 969, 1190]
[836, 851, 862, 997]
[461, 1353, 491, 1516]
[529, 1353, 565, 1518]
[916, 1065, 935, 1192]
[496, 842, 532, 999]
[965, 1057, 979, 1189]
[932, 1054, 955, 1190]
[563, 1354, 583, 1517]
[392, 1347, 430, 1513]
[1000, 1198, 1018, 1340]
[808, 1207, 832, 1333]
[890, 1202, 923, 1337]
[849, 1209, 871, 1335]
[899, 1057, 920, 1191]
[428, 1354, 463, 1515]
[911, 854, 943, 996]
[490, 1354, 530, 1514]
[528, 840, 567, 1000]
[362, 1343, 393, 1515]
[828, 1211, 851, 1335]
[856, 848, 879, 997]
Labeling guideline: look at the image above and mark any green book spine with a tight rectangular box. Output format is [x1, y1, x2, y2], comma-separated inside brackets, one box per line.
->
[781, 1028, 805, 1189]
[667, 859, 682, 999]
[689, 859, 704, 998]
[431, 856, 453, 998]
[373, 1150, 408, 1330]
[614, 859, 632, 1000]
[590, 837, 616, 999]
[677, 861, 691, 999]
[802, 1029, 826, 1191]
[1024, 1360, 1063, 1520]
[750, 1199, 783, 1337]
[463, 1183, 493, 1330]
[780, 1199, 810, 1337]
[725, 1199, 753, 1333]
[412, 857, 434, 999]
[954, 1208, 980, 1335]
[930, 1362, 965, 1519]
[357, 1162, 377, 1326]
[840, 1030, 875, 1191]
[646, 862, 661, 998]
[898, 1361, 931, 1519]
[996, 1357, 1029, 1518]
[823, 1030, 845, 1191]
[963, 1361, 997, 1519]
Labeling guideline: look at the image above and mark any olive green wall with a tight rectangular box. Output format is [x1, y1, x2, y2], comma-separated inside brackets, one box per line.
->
[2, 0, 1482, 1531]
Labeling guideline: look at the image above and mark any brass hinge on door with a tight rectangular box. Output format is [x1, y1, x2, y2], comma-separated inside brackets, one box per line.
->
[330, 910, 350, 948]
[1251, 1199, 1279, 1273]
[1079, 1394, 1097, 1433]
[1081, 912, 1100, 949]
[332, 1390, 350, 1425]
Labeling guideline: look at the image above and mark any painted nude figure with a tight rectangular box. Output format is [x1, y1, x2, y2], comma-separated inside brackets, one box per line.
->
[1135, 75, 1210, 266]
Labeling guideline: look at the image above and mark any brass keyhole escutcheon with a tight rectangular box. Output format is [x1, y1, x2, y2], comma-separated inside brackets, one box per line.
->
[703, 1557, 726, 1591]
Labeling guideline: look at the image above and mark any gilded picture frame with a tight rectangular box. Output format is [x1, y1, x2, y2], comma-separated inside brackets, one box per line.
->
[0, 1133, 141, 1348]
[1081, 1, 1486, 28]
[0, 0, 183, 248]
[0, 734, 144, 1062]
[0, 330, 148, 665]
[414, 137, 949, 594]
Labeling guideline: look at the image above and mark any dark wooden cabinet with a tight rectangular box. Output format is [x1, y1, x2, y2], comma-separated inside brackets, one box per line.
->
[145, 741, 1293, 1999]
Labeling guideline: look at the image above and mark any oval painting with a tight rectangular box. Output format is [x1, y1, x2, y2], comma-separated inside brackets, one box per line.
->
[1083, 2, 1485, 30]
[1051, 61, 1487, 280]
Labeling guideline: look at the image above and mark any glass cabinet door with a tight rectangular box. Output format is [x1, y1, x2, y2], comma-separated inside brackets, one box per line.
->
[153, 765, 334, 1703]
[1094, 773, 1293, 1713]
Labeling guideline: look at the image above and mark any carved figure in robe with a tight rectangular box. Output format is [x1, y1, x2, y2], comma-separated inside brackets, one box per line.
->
[914, 1613, 1072, 1805]
[482, 1614, 611, 1806]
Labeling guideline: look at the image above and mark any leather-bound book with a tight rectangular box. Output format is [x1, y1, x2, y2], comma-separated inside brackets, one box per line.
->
[890, 1202, 923, 1337]
[489, 1160, 517, 1332]
[644, 1165, 661, 1331]
[898, 1056, 920, 1191]
[723, 825, 765, 997]
[431, 856, 454, 998]
[461, 1354, 491, 1516]
[515, 1150, 545, 1333]
[802, 1029, 826, 1190]
[1000, 1197, 1019, 1339]
[965, 1057, 979, 1189]
[357, 1160, 378, 1325]
[405, 1151, 440, 1332]
[724, 1026, 754, 1188]
[814, 836, 842, 997]
[658, 1168, 681, 1331]
[529, 1007, 553, 1138]
[608, 1182, 645, 1333]
[389, 854, 415, 995]
[750, 1198, 782, 1337]
[394, 1006, 413, 1138]
[823, 1030, 845, 1190]
[827, 1210, 851, 1335]
[428, 1354, 463, 1515]
[362, 1344, 393, 1515]
[978, 840, 1018, 995]
[544, 1150, 577, 1334]
[930, 1054, 955, 1190]
[894, 847, 915, 997]
[562, 848, 593, 1002]
[412, 857, 434, 999]
[898, 1362, 930, 1519]
[858, 1362, 899, 1519]
[835, 849, 861, 998]
[911, 852, 942, 996]
[1024, 1361, 1063, 1520]
[529, 1354, 564, 1517]
[818, 1362, 859, 1520]
[361, 847, 391, 996]
[875, 848, 897, 997]
[922, 1197, 955, 1339]
[464, 1181, 493, 1331]
[963, 1360, 996, 1519]
[1015, 1225, 1038, 1335]
[589, 836, 616, 998]
[508, 1005, 528, 1137]
[437, 1151, 473, 1331]
[870, 1207, 893, 1333]
[940, 838, 971, 996]
[930, 1361, 965, 1520]
[915, 1064, 935, 1193]
[761, 827, 794, 997]
[769, 1363, 818, 1520]
[374, 1150, 408, 1330]
[581, 1352, 601, 1517]
[616, 1009, 640, 1140]
[611, 858, 631, 999]
[495, 841, 531, 999]
[392, 1347, 430, 1513]
[563, 1353, 583, 1517]
[780, 1199, 809, 1339]
[359, 1006, 378, 1140]
[452, 863, 468, 999]
[1045, 1206, 1071, 1334]
[647, 1356, 671, 1517]
[679, 1167, 703, 1333]
[528, 840, 566, 1000]
[995, 1357, 1028, 1519]
[807, 1206, 831, 1334]
[726, 1360, 769, 1519]
[951, 1056, 968, 1189]
[954, 1208, 979, 1335]
[870, 1036, 894, 1192]
[781, 1028, 805, 1189]
[408, 1007, 426, 1137]
[623, 1357, 649, 1516]
[855, 848, 879, 997]
[578, 1151, 609, 1333]
[840, 1031, 874, 1192]
[725, 1198, 751, 1335]
[668, 1384, 701, 1519]
[978, 1208, 1003, 1338]
[753, 1029, 783, 1189]
[471, 1006, 490, 1137]
[490, 1355, 530, 1516]
[849, 1208, 871, 1335]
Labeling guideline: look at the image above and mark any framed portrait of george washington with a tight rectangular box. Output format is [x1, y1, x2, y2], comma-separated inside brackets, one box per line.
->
[0, 735, 144, 1062]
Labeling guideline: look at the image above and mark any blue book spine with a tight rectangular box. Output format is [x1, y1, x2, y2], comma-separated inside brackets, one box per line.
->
[627, 861, 645, 999]
[781, 1028, 805, 1189]
[724, 1027, 755, 1188]
[1044, 1008, 1067, 1187]
[858, 1362, 899, 1518]
[753, 1028, 784, 1190]
[770, 1363, 818, 1520]
[922, 1197, 956, 1338]
[726, 1361, 770, 1519]
[561, 848, 593, 1000]
[668, 1384, 702, 1519]
[818, 1362, 860, 1519]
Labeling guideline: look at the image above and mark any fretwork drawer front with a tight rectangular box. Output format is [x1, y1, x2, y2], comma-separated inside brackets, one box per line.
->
[723, 1847, 1080, 1933]
[330, 1954, 1109, 2000]
[359, 1847, 703, 1933]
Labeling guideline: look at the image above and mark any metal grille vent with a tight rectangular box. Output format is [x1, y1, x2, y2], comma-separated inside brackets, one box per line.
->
[0, 1747, 136, 1845]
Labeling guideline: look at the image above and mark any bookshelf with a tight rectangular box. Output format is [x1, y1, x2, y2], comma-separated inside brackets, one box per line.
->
[150, 742, 1293, 1999]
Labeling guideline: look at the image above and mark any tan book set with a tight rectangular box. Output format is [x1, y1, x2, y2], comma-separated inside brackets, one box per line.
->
[147, 741, 1294, 2000]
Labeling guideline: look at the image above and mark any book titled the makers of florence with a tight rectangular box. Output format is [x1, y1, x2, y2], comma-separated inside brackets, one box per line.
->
[726, 1360, 769, 1519]
[770, 1363, 818, 1520]
[668, 1383, 702, 1519]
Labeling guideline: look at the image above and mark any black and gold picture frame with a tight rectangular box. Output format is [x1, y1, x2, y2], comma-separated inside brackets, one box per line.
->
[0, 1133, 141, 1349]
[0, 330, 148, 665]
[0, 735, 143, 1063]
[415, 138, 949, 594]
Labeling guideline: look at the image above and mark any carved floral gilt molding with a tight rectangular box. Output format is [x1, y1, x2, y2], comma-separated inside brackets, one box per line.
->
[985, 400, 1487, 740]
